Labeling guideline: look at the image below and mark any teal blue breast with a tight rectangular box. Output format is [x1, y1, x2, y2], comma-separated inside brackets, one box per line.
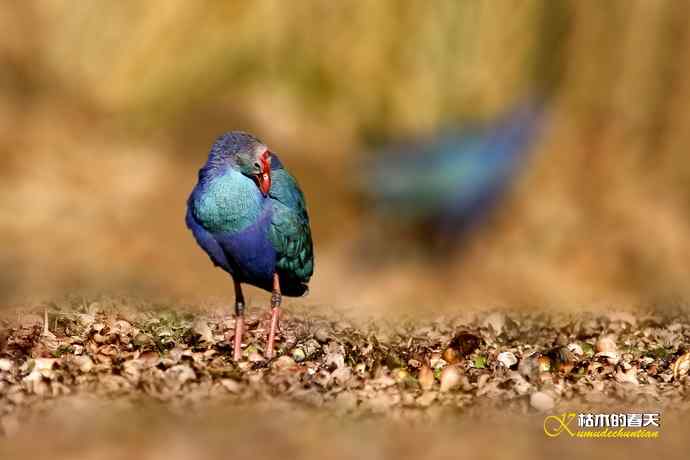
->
[193, 170, 263, 234]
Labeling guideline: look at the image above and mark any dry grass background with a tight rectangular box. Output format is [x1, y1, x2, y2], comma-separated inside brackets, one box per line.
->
[2, 1, 690, 313]
[3, 1, 690, 458]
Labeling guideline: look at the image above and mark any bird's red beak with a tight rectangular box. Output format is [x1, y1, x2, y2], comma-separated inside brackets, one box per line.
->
[257, 151, 271, 196]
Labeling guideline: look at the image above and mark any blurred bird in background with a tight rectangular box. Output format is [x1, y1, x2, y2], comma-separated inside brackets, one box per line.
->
[360, 100, 546, 254]
[186, 132, 314, 360]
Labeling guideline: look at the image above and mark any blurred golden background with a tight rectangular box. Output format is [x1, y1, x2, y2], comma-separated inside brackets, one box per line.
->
[2, 0, 690, 313]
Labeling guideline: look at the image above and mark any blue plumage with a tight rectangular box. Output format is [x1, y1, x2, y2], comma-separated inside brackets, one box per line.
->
[365, 101, 545, 236]
[186, 132, 313, 297]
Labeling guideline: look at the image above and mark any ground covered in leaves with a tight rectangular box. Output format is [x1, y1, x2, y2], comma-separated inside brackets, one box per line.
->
[2, 301, 690, 437]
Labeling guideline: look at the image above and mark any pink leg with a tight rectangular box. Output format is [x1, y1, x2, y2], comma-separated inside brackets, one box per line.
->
[233, 315, 244, 361]
[265, 274, 282, 359]
[232, 279, 245, 361]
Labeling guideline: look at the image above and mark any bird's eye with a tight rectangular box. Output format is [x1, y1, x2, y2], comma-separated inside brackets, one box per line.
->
[254, 162, 261, 170]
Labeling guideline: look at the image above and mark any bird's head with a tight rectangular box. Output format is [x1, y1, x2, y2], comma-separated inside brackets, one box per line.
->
[210, 131, 273, 196]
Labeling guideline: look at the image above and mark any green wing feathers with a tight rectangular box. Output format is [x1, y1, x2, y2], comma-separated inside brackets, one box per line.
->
[268, 169, 314, 282]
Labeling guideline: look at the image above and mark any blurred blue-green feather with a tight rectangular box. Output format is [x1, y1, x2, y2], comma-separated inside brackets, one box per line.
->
[363, 101, 546, 238]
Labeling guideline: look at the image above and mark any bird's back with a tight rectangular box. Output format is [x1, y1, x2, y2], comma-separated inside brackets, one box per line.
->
[266, 159, 314, 293]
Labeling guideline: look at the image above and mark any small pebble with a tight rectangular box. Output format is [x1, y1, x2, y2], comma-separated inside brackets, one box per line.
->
[418, 365, 435, 390]
[314, 328, 330, 343]
[442, 347, 460, 364]
[0, 359, 12, 372]
[271, 355, 296, 370]
[440, 365, 463, 392]
[93, 333, 107, 344]
[75, 355, 94, 373]
[248, 351, 265, 363]
[407, 359, 422, 369]
[392, 368, 416, 388]
[596, 351, 620, 365]
[567, 343, 584, 356]
[530, 391, 555, 412]
[192, 320, 214, 344]
[34, 358, 57, 371]
[325, 347, 345, 369]
[77, 314, 95, 328]
[302, 339, 321, 358]
[133, 333, 153, 348]
[596, 335, 617, 353]
[331, 366, 352, 385]
[497, 351, 518, 368]
[292, 348, 307, 362]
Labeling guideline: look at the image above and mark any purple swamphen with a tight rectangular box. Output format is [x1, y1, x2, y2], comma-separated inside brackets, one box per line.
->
[363, 101, 545, 245]
[186, 132, 314, 360]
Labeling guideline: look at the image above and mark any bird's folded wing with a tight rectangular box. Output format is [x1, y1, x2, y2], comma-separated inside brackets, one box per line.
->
[185, 206, 231, 271]
[268, 169, 314, 282]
